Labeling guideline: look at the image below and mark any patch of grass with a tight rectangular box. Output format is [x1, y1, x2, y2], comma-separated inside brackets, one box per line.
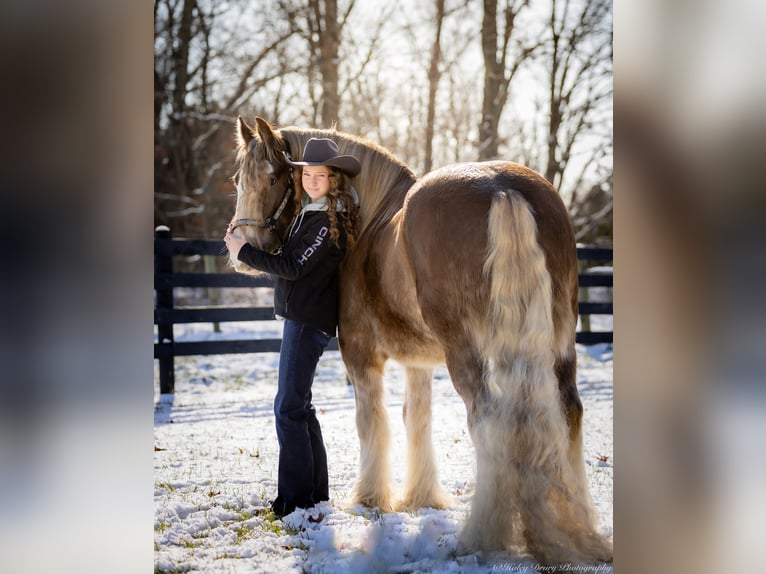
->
[233, 523, 252, 542]
[264, 521, 283, 535]
[283, 524, 301, 536]
[262, 511, 284, 535]
[155, 564, 192, 574]
[155, 520, 172, 533]
[223, 374, 248, 391]
[357, 507, 382, 522]
[215, 552, 240, 561]
[156, 481, 177, 492]
[257, 508, 304, 535]
[252, 485, 268, 501]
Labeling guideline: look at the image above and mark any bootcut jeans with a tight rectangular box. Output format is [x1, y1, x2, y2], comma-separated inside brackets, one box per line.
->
[270, 319, 331, 517]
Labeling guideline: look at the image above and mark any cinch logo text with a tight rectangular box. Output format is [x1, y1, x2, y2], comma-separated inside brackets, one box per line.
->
[297, 226, 328, 265]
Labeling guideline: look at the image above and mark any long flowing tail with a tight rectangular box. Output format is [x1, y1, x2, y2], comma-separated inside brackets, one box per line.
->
[459, 190, 612, 564]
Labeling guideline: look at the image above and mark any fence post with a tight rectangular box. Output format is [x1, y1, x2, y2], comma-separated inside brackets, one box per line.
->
[155, 225, 175, 394]
[203, 255, 221, 333]
[578, 258, 591, 334]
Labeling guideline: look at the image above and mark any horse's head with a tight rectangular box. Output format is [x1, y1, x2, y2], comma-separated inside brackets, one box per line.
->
[229, 116, 300, 266]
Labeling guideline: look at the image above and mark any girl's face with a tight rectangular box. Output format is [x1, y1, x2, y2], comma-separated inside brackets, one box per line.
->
[301, 166, 332, 202]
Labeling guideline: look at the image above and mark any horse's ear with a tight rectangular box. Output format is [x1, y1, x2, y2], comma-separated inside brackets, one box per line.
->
[236, 116, 255, 148]
[254, 117, 279, 148]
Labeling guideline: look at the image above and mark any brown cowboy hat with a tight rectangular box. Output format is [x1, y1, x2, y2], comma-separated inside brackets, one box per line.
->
[287, 138, 361, 177]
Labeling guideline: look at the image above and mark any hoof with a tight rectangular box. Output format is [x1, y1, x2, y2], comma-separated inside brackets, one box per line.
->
[352, 492, 394, 513]
[395, 490, 452, 512]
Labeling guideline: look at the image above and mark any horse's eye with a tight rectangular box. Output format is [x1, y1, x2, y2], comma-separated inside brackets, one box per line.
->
[270, 177, 277, 187]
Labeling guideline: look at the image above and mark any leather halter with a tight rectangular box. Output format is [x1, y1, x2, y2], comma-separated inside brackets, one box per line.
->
[231, 172, 295, 251]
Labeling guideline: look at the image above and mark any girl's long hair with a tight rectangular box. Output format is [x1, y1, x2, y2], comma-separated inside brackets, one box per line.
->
[324, 168, 360, 250]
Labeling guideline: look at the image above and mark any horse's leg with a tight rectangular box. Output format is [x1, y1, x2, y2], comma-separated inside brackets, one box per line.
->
[345, 350, 394, 512]
[397, 366, 451, 511]
[444, 345, 519, 551]
[443, 345, 487, 434]
[555, 347, 598, 525]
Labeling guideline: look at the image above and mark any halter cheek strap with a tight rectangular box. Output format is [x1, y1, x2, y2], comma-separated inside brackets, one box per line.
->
[230, 173, 295, 251]
[231, 177, 293, 230]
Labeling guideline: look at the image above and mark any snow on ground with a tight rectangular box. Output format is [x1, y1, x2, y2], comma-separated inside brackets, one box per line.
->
[154, 322, 613, 573]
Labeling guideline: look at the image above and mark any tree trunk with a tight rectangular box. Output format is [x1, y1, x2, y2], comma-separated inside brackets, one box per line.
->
[424, 0, 446, 173]
[479, 0, 532, 160]
[543, 0, 612, 192]
[544, 0, 563, 185]
[318, 0, 341, 127]
[169, 0, 196, 195]
[479, 0, 501, 160]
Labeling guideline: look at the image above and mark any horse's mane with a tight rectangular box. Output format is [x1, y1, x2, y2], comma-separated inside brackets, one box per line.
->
[279, 127, 416, 238]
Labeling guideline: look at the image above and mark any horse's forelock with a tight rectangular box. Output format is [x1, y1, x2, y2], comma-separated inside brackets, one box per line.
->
[254, 137, 284, 164]
[236, 134, 289, 186]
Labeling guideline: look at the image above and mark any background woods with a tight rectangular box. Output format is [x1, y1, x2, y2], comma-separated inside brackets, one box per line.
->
[154, 0, 612, 245]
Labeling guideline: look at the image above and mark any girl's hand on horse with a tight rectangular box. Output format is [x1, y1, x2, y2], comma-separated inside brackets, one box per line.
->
[224, 228, 247, 256]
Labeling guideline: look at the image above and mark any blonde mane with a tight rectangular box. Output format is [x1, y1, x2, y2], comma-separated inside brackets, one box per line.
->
[279, 127, 416, 238]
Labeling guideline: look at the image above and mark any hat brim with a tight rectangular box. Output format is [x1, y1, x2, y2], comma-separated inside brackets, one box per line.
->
[287, 156, 361, 177]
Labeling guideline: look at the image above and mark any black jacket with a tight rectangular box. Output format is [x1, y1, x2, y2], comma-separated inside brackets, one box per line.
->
[237, 210, 347, 337]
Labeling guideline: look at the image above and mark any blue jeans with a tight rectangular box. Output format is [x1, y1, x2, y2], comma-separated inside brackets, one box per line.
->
[271, 319, 331, 516]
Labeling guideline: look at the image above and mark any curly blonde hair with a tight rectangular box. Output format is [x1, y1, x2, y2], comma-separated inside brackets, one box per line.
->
[311, 167, 359, 250]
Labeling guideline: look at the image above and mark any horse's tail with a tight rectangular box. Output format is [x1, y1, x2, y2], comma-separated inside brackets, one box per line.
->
[459, 190, 612, 563]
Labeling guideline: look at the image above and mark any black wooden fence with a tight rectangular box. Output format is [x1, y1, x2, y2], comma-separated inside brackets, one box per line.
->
[154, 226, 613, 393]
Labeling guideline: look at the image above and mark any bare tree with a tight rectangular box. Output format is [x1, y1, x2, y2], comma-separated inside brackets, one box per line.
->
[153, 0, 613, 243]
[279, 0, 357, 128]
[543, 0, 612, 191]
[423, 0, 446, 172]
[528, 0, 613, 244]
[157, 0, 197, 201]
[155, 0, 301, 237]
[478, 0, 540, 160]
[317, 0, 340, 126]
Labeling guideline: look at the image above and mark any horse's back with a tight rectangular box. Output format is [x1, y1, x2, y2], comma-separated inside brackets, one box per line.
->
[405, 161, 573, 245]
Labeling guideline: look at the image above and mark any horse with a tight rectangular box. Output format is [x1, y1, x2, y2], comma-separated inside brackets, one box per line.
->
[228, 116, 613, 565]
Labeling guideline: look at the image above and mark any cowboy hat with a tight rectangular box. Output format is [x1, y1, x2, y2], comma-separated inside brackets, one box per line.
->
[287, 138, 361, 177]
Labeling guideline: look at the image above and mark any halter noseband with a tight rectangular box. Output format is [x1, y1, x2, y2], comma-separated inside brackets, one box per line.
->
[231, 170, 295, 251]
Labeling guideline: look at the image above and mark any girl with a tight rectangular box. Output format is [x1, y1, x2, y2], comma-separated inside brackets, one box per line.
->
[224, 138, 360, 518]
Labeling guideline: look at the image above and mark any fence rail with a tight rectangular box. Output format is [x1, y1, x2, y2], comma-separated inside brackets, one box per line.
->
[154, 227, 612, 393]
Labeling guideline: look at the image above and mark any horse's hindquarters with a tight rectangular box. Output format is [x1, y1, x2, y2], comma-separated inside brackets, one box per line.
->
[401, 176, 494, 337]
[402, 161, 579, 358]
[402, 162, 610, 563]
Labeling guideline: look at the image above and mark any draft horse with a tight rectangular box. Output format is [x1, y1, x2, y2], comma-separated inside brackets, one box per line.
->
[228, 116, 612, 564]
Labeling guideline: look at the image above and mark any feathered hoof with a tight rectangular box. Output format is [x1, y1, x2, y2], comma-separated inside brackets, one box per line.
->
[352, 489, 394, 513]
[457, 521, 507, 555]
[395, 488, 452, 512]
[455, 533, 480, 556]
[524, 531, 614, 566]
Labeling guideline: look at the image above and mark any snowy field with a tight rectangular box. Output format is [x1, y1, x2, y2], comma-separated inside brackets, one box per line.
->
[154, 320, 613, 573]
